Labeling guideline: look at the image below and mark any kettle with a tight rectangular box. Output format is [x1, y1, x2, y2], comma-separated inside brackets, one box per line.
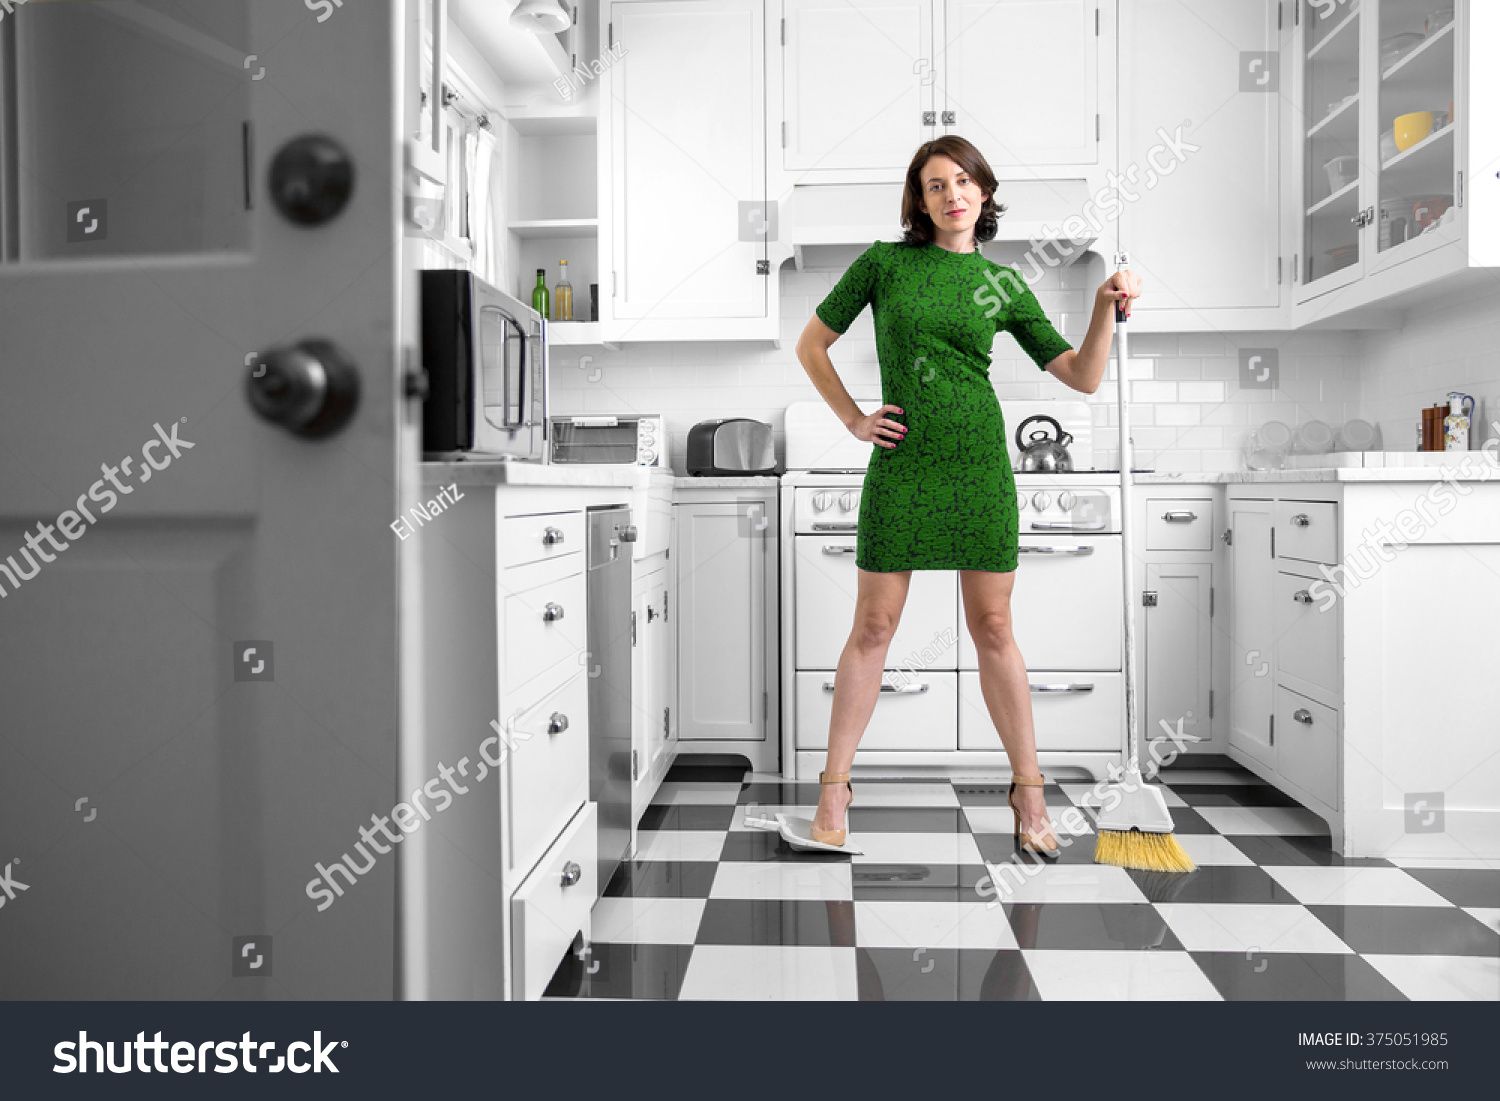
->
[1015, 414, 1075, 472]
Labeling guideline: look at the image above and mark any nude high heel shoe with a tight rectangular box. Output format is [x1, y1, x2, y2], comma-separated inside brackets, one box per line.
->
[1008, 774, 1060, 859]
[809, 771, 855, 847]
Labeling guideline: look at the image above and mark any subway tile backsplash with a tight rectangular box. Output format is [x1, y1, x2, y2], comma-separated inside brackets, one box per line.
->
[545, 254, 1495, 476]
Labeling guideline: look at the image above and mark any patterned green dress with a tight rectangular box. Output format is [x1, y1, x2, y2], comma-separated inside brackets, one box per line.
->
[814, 240, 1073, 573]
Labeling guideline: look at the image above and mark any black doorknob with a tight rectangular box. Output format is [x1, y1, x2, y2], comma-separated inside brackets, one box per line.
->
[246, 339, 360, 438]
[268, 134, 355, 226]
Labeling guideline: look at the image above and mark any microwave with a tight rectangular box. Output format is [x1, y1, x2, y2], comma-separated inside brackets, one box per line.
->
[548, 414, 667, 467]
[420, 270, 548, 460]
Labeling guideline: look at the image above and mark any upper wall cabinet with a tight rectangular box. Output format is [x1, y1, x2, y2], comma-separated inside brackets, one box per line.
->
[1292, 0, 1500, 326]
[778, 0, 1108, 184]
[1118, 0, 1288, 329]
[600, 0, 774, 340]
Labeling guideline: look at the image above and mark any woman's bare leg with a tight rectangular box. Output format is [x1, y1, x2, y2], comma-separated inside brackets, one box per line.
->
[958, 568, 1054, 840]
[811, 567, 913, 833]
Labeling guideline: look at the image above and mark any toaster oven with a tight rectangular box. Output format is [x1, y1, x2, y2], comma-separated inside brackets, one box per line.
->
[548, 414, 667, 467]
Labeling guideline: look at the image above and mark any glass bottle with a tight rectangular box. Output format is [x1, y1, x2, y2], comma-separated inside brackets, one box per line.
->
[531, 268, 549, 319]
[554, 259, 573, 322]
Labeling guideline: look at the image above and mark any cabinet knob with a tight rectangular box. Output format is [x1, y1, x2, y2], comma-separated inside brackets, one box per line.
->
[560, 861, 581, 887]
[541, 526, 566, 545]
[646, 604, 657, 622]
[618, 524, 639, 542]
[1292, 708, 1314, 725]
[1292, 590, 1313, 604]
[1291, 513, 1312, 527]
[542, 601, 565, 621]
[547, 711, 569, 735]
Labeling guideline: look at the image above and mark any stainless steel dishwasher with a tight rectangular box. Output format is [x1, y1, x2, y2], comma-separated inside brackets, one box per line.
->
[585, 505, 636, 892]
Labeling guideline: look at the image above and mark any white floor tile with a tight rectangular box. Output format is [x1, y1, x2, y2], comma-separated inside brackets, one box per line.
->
[650, 781, 743, 806]
[1022, 949, 1222, 1001]
[1176, 834, 1256, 867]
[1158, 769, 1263, 785]
[678, 945, 859, 1000]
[1464, 907, 1500, 936]
[1194, 805, 1330, 836]
[588, 897, 706, 945]
[1061, 782, 1184, 808]
[1391, 856, 1500, 871]
[1262, 866, 1455, 907]
[1362, 954, 1500, 1000]
[1155, 903, 1353, 954]
[850, 832, 984, 866]
[854, 900, 1019, 950]
[631, 830, 727, 863]
[850, 782, 960, 808]
[983, 862, 1149, 905]
[709, 860, 852, 901]
[965, 805, 1092, 835]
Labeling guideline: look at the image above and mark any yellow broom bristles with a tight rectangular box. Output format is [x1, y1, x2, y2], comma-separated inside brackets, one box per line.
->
[1094, 828, 1196, 873]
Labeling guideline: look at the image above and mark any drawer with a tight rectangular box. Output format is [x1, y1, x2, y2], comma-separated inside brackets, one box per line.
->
[512, 801, 596, 1001]
[1274, 500, 1338, 566]
[1273, 571, 1340, 698]
[1144, 498, 1214, 551]
[500, 509, 585, 569]
[1274, 686, 1338, 810]
[507, 666, 590, 878]
[795, 670, 957, 750]
[959, 670, 1121, 751]
[794, 536, 957, 669]
[504, 567, 586, 696]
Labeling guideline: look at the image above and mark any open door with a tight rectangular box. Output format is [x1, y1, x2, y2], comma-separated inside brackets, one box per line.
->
[0, 0, 411, 999]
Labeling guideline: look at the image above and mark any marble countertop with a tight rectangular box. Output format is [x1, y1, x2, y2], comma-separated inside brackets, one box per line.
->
[421, 461, 676, 488]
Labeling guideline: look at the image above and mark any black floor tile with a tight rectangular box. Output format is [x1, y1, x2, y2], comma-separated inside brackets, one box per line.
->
[973, 831, 1098, 865]
[718, 828, 851, 863]
[852, 863, 991, 902]
[695, 898, 857, 947]
[602, 859, 718, 899]
[1401, 868, 1500, 908]
[635, 803, 736, 831]
[1189, 951, 1407, 1001]
[739, 781, 821, 805]
[1154, 754, 1241, 773]
[664, 757, 749, 783]
[855, 947, 1042, 1001]
[848, 807, 969, 833]
[1005, 903, 1184, 951]
[1308, 905, 1500, 957]
[543, 942, 693, 1000]
[1227, 835, 1391, 868]
[1126, 864, 1301, 905]
[953, 782, 1071, 808]
[1166, 783, 1301, 808]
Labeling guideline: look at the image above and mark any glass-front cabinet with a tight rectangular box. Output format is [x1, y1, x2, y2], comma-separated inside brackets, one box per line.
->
[1297, 0, 1463, 303]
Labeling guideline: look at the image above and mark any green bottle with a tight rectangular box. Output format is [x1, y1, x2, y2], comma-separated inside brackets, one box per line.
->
[531, 268, 549, 319]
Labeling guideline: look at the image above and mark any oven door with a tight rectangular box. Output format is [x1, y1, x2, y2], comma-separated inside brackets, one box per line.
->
[957, 535, 1122, 671]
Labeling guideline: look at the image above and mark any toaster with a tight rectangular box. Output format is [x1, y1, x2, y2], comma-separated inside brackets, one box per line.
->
[685, 418, 778, 476]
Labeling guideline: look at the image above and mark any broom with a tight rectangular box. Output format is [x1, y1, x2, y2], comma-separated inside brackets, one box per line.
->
[1093, 255, 1195, 874]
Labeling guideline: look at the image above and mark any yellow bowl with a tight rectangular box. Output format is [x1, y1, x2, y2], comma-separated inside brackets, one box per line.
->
[1394, 111, 1435, 152]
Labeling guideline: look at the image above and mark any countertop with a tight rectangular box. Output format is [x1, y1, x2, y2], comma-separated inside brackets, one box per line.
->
[1134, 463, 1500, 484]
[421, 461, 677, 488]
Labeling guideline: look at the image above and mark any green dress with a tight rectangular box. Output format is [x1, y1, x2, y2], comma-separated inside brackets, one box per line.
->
[814, 240, 1073, 573]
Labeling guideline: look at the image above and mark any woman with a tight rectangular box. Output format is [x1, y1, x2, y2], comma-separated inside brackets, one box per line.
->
[793, 135, 1141, 857]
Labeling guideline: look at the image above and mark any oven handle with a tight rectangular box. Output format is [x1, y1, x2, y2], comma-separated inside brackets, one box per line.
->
[822, 681, 928, 694]
[1029, 683, 1095, 693]
[811, 522, 857, 532]
[1018, 544, 1095, 556]
[1029, 520, 1107, 532]
[820, 545, 858, 555]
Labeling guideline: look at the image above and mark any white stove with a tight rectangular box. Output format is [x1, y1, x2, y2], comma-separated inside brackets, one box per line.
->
[778, 397, 1126, 782]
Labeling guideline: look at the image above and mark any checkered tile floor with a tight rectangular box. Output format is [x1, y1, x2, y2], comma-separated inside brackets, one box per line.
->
[543, 759, 1500, 1001]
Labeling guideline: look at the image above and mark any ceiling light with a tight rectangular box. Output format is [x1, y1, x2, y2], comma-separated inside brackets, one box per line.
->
[510, 0, 569, 34]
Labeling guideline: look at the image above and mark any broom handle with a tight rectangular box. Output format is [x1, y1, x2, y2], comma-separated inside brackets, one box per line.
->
[1114, 257, 1139, 776]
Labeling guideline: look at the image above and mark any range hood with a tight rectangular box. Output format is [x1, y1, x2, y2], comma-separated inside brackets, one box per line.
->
[783, 179, 1098, 268]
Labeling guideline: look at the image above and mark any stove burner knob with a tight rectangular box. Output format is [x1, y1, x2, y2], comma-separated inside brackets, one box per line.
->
[1031, 491, 1052, 511]
[1057, 491, 1077, 512]
[1017, 490, 1027, 510]
[812, 492, 833, 511]
[838, 491, 858, 512]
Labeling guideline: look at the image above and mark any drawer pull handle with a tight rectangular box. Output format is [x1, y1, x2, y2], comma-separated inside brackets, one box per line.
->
[821, 545, 858, 555]
[1292, 708, 1313, 725]
[1291, 513, 1311, 527]
[560, 861, 582, 887]
[1030, 520, 1107, 532]
[618, 524, 639, 543]
[822, 680, 929, 694]
[547, 711, 569, 735]
[811, 522, 857, 531]
[1161, 510, 1197, 523]
[1019, 544, 1095, 556]
[541, 525, 566, 545]
[1292, 590, 1313, 604]
[1030, 683, 1095, 693]
[542, 601, 565, 621]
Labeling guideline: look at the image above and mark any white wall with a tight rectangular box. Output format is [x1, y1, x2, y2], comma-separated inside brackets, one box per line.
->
[549, 250, 1368, 475]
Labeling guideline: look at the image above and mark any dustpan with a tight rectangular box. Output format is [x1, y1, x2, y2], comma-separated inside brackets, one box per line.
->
[775, 813, 864, 855]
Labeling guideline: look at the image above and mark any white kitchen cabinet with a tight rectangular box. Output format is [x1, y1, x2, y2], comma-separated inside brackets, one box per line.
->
[601, 0, 770, 336]
[1118, 0, 1288, 328]
[630, 557, 675, 831]
[1142, 562, 1213, 752]
[674, 487, 779, 771]
[1226, 496, 1276, 768]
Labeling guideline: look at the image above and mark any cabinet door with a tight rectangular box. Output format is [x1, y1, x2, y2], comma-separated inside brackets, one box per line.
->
[1119, 1, 1281, 310]
[677, 502, 768, 741]
[608, 0, 766, 320]
[631, 564, 672, 813]
[782, 0, 935, 172]
[1142, 563, 1213, 755]
[1297, 0, 1365, 299]
[1227, 499, 1275, 766]
[941, 0, 1098, 167]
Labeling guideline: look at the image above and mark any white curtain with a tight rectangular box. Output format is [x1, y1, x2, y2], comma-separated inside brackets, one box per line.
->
[464, 123, 503, 289]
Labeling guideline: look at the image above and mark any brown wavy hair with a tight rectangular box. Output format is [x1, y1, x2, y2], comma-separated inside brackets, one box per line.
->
[899, 135, 1006, 247]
